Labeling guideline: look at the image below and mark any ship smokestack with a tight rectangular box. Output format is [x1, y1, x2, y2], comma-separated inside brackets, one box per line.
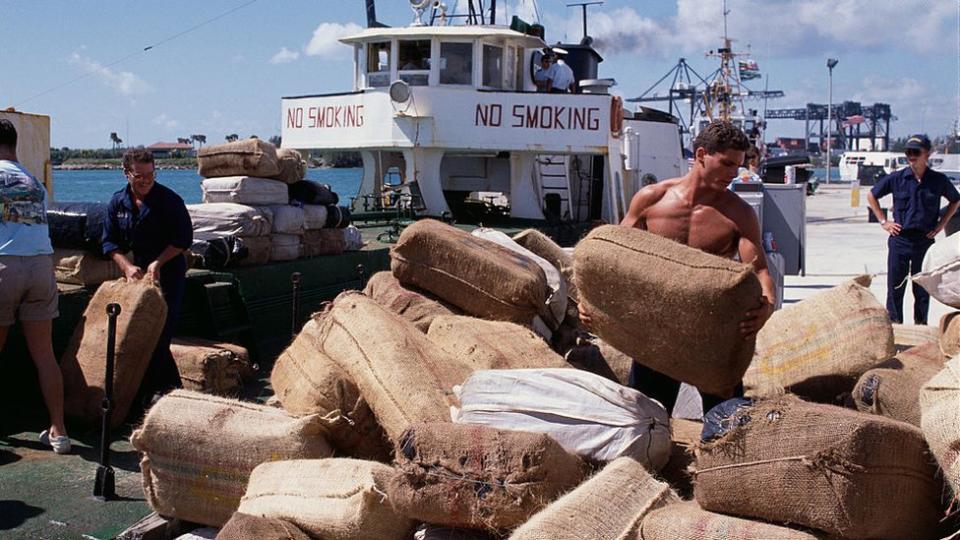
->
[366, 0, 380, 28]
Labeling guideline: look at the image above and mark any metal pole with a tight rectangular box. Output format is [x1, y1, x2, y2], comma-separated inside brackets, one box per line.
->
[827, 67, 832, 184]
[290, 272, 302, 339]
[94, 302, 121, 501]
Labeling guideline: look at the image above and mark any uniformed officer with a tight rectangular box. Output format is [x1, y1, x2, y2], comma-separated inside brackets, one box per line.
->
[867, 134, 960, 325]
[103, 148, 192, 400]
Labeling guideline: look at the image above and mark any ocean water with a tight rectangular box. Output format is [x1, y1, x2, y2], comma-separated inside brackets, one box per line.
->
[51, 167, 364, 204]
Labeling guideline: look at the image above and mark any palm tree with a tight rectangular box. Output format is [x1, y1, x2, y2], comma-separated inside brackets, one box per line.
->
[177, 137, 191, 146]
[225, 133, 239, 143]
[196, 134, 207, 148]
[109, 132, 120, 151]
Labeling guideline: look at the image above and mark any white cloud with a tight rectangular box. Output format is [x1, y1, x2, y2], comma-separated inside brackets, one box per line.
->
[68, 53, 152, 95]
[152, 113, 179, 130]
[270, 47, 300, 64]
[557, 0, 954, 58]
[304, 22, 363, 58]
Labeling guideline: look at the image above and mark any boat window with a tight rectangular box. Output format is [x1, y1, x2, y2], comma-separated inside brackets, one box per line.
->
[398, 40, 431, 86]
[440, 42, 473, 85]
[482, 44, 504, 89]
[898, 157, 908, 165]
[366, 42, 391, 87]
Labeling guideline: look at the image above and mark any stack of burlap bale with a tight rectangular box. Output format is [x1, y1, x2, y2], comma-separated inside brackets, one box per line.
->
[191, 139, 360, 266]
[46, 202, 127, 287]
[131, 221, 960, 539]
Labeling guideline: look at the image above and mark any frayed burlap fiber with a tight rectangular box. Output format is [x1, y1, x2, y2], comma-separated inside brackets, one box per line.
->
[61, 278, 167, 427]
[509, 457, 677, 540]
[573, 225, 762, 396]
[391, 219, 548, 324]
[639, 501, 826, 540]
[426, 315, 568, 370]
[130, 390, 332, 527]
[238, 459, 413, 540]
[387, 422, 587, 531]
[270, 315, 391, 461]
[693, 396, 940, 540]
[363, 271, 457, 332]
[198, 138, 280, 178]
[852, 342, 945, 426]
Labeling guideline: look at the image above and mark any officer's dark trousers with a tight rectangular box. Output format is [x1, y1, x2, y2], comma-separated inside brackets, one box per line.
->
[887, 232, 934, 325]
[628, 361, 744, 417]
[136, 270, 185, 404]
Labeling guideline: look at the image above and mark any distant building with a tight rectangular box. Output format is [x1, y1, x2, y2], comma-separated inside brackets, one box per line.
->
[146, 141, 194, 158]
[775, 137, 807, 154]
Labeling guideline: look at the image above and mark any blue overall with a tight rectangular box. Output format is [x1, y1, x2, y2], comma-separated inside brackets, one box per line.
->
[102, 182, 193, 397]
[871, 167, 959, 324]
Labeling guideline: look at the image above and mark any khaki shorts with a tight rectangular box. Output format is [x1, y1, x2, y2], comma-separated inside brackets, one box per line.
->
[0, 254, 59, 326]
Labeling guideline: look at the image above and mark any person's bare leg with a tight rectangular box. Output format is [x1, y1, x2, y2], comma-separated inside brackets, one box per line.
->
[21, 319, 67, 439]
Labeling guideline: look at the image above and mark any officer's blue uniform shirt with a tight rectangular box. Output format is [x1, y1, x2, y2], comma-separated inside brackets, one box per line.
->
[102, 182, 192, 279]
[871, 167, 960, 233]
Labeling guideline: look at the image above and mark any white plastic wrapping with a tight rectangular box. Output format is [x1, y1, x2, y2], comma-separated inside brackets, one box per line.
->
[188, 203, 271, 237]
[302, 204, 329, 230]
[343, 225, 364, 251]
[264, 205, 305, 234]
[914, 232, 960, 308]
[452, 368, 671, 468]
[270, 233, 301, 261]
[201, 176, 289, 205]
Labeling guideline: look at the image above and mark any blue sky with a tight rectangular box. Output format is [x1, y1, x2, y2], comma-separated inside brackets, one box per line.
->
[1, 0, 956, 148]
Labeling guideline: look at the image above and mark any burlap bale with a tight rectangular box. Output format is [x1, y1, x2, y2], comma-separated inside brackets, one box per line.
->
[660, 418, 702, 499]
[388, 422, 588, 531]
[316, 292, 473, 443]
[216, 513, 312, 540]
[574, 225, 761, 396]
[427, 315, 569, 370]
[920, 356, 960, 497]
[239, 235, 272, 266]
[271, 316, 391, 461]
[940, 312, 960, 357]
[693, 396, 940, 540]
[238, 459, 413, 540]
[61, 278, 167, 427]
[53, 248, 125, 286]
[509, 457, 677, 540]
[852, 342, 945, 426]
[746, 277, 895, 402]
[639, 501, 826, 540]
[130, 390, 332, 527]
[198, 139, 280, 178]
[302, 228, 345, 257]
[270, 233, 300, 261]
[170, 337, 253, 397]
[273, 148, 306, 184]
[513, 228, 578, 302]
[892, 323, 940, 352]
[391, 219, 548, 325]
[563, 335, 633, 385]
[363, 271, 457, 332]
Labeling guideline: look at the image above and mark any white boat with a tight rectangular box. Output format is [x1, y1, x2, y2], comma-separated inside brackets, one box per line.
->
[280, 1, 686, 226]
[839, 151, 905, 182]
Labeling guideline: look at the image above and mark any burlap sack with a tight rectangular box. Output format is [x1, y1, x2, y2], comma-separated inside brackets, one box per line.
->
[391, 219, 548, 325]
[746, 277, 895, 402]
[130, 390, 332, 527]
[660, 418, 702, 499]
[170, 338, 253, 397]
[852, 342, 945, 426]
[892, 323, 939, 352]
[302, 228, 345, 257]
[316, 292, 473, 443]
[693, 396, 940, 540]
[273, 148, 306, 184]
[238, 459, 413, 540]
[940, 311, 960, 356]
[509, 457, 677, 540]
[363, 271, 457, 332]
[513, 228, 578, 302]
[574, 225, 762, 396]
[271, 316, 391, 461]
[920, 356, 960, 497]
[198, 139, 280, 178]
[427, 315, 569, 370]
[61, 278, 167, 427]
[216, 513, 312, 540]
[388, 422, 588, 531]
[53, 248, 124, 286]
[639, 501, 826, 540]
[239, 235, 271, 266]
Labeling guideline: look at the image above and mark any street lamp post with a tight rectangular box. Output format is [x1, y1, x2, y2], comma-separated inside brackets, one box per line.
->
[826, 58, 839, 183]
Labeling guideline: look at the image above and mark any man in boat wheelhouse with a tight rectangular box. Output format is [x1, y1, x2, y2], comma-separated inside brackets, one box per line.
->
[583, 120, 776, 414]
[867, 134, 960, 325]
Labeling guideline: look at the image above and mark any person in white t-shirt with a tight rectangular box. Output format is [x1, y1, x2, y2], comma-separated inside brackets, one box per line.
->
[550, 58, 576, 93]
[0, 119, 70, 454]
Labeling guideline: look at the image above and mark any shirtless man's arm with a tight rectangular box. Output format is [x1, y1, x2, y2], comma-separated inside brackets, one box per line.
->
[726, 194, 776, 337]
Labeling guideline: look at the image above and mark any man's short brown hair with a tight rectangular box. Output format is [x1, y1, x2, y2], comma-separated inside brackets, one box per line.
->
[0, 119, 17, 149]
[122, 148, 155, 172]
[693, 120, 750, 155]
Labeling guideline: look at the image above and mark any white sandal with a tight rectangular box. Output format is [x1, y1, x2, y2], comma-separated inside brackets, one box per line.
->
[39, 429, 72, 454]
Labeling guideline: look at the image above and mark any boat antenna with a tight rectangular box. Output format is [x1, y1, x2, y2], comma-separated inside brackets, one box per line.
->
[566, 1, 603, 41]
[490, 0, 497, 24]
[723, 0, 730, 43]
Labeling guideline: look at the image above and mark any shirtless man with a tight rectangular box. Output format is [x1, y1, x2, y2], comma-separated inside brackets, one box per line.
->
[584, 120, 776, 413]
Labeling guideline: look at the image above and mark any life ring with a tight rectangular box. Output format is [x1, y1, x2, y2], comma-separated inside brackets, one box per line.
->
[610, 96, 624, 138]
